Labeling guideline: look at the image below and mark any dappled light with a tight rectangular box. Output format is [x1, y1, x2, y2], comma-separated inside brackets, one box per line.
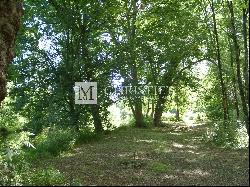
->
[0, 0, 249, 186]
[136, 139, 157, 143]
[172, 142, 185, 148]
[25, 124, 248, 186]
[182, 169, 210, 177]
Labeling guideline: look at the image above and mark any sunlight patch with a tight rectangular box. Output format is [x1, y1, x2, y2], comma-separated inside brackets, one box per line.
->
[172, 142, 184, 148]
[163, 174, 178, 179]
[136, 139, 157, 143]
[183, 169, 210, 176]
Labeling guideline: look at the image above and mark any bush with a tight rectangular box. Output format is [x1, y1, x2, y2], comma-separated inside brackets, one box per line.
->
[125, 116, 154, 128]
[127, 117, 136, 127]
[202, 121, 248, 148]
[22, 167, 66, 186]
[143, 116, 153, 127]
[30, 128, 75, 157]
[0, 131, 34, 186]
[75, 128, 102, 145]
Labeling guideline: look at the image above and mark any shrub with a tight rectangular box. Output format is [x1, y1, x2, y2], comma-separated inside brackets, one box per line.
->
[0, 131, 34, 186]
[127, 117, 136, 127]
[143, 116, 153, 127]
[30, 128, 75, 157]
[75, 128, 102, 145]
[202, 121, 248, 148]
[22, 167, 66, 186]
[127, 116, 152, 128]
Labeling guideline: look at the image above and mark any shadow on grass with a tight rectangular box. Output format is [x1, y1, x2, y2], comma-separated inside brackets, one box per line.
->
[32, 123, 249, 186]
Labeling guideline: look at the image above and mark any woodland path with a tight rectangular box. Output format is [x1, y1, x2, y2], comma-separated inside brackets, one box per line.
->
[35, 122, 249, 186]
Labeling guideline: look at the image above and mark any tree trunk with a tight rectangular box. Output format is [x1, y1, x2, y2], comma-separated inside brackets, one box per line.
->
[68, 93, 80, 131]
[175, 91, 180, 121]
[0, 0, 23, 103]
[127, 0, 144, 128]
[151, 100, 155, 118]
[176, 107, 180, 122]
[134, 101, 144, 127]
[242, 0, 249, 106]
[228, 37, 240, 119]
[90, 105, 103, 133]
[211, 0, 229, 121]
[153, 86, 170, 126]
[227, 0, 249, 135]
[153, 61, 179, 126]
[146, 99, 150, 117]
[153, 99, 164, 127]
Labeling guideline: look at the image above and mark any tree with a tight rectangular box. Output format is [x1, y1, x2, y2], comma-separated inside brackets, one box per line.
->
[0, 0, 23, 103]
[148, 0, 206, 126]
[227, 0, 249, 135]
[210, 0, 229, 121]
[11, 0, 113, 133]
[242, 0, 249, 105]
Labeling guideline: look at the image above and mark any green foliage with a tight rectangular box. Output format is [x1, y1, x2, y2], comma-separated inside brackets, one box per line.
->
[143, 115, 153, 127]
[1, 164, 81, 186]
[161, 112, 177, 122]
[26, 127, 107, 159]
[75, 128, 102, 145]
[0, 131, 34, 185]
[30, 128, 75, 157]
[127, 117, 136, 127]
[193, 112, 207, 123]
[22, 167, 67, 186]
[203, 121, 248, 149]
[127, 116, 151, 128]
[0, 99, 25, 134]
[0, 0, 248, 185]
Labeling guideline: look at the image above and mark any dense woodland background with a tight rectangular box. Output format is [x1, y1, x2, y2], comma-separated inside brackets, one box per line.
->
[0, 0, 249, 186]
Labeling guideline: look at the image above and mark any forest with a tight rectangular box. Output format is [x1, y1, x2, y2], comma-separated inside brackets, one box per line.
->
[0, 0, 249, 186]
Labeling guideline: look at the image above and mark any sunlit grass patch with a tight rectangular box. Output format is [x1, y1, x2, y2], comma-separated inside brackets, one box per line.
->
[147, 161, 171, 173]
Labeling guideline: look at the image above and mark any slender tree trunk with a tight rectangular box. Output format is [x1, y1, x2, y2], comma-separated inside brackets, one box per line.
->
[146, 99, 150, 117]
[68, 93, 80, 131]
[131, 68, 144, 127]
[242, 0, 249, 105]
[134, 101, 144, 127]
[151, 100, 155, 118]
[228, 38, 240, 119]
[227, 0, 249, 135]
[176, 106, 180, 122]
[127, 0, 144, 128]
[211, 0, 229, 121]
[175, 91, 180, 121]
[64, 27, 81, 131]
[0, 0, 23, 103]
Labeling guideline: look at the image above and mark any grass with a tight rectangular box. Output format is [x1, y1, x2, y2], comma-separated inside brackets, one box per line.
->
[148, 161, 170, 173]
[32, 123, 249, 186]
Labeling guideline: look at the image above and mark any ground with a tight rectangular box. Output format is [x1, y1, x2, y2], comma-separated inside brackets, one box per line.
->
[34, 123, 249, 186]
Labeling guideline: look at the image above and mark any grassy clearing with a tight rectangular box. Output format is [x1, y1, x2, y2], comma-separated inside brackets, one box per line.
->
[33, 123, 249, 186]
